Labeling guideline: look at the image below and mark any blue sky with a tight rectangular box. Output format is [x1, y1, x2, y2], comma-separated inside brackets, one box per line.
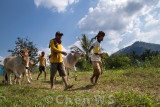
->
[0, 0, 160, 63]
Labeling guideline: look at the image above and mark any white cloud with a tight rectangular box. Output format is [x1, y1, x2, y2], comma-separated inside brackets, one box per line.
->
[145, 14, 159, 28]
[78, 0, 160, 54]
[34, 0, 79, 13]
[108, 47, 120, 55]
[70, 8, 74, 13]
[0, 56, 5, 65]
[68, 40, 87, 54]
[68, 41, 81, 49]
[89, 7, 94, 13]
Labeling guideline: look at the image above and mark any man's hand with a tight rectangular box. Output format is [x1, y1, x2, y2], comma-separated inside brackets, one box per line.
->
[99, 52, 105, 56]
[32, 64, 35, 67]
[95, 52, 103, 56]
[62, 51, 67, 56]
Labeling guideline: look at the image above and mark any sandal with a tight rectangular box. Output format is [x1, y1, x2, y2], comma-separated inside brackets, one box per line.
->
[65, 85, 73, 89]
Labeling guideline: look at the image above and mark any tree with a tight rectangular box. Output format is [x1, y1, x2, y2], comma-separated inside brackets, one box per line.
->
[8, 37, 39, 62]
[141, 49, 152, 61]
[126, 51, 139, 65]
[76, 58, 92, 71]
[101, 52, 109, 69]
[70, 34, 95, 61]
[106, 54, 131, 69]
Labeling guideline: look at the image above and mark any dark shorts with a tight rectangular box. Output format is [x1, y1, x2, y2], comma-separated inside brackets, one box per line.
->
[50, 63, 66, 77]
[39, 66, 46, 72]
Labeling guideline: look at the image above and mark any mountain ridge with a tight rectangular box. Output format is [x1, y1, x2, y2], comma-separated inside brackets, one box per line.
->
[113, 41, 160, 55]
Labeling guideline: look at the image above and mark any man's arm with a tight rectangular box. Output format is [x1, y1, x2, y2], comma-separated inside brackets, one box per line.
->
[50, 40, 67, 56]
[94, 53, 103, 56]
[33, 59, 40, 66]
[89, 46, 94, 53]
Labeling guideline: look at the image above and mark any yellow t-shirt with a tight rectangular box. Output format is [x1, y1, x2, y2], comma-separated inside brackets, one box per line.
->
[38, 56, 46, 66]
[91, 41, 101, 61]
[49, 39, 63, 63]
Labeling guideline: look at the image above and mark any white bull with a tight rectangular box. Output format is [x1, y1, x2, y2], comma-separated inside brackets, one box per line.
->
[3, 50, 31, 85]
[63, 51, 84, 81]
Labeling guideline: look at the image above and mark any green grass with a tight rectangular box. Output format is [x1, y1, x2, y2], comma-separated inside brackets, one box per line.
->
[0, 67, 160, 106]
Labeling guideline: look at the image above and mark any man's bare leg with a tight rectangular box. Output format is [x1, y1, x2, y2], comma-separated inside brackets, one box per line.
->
[37, 71, 42, 80]
[50, 76, 55, 89]
[62, 76, 73, 89]
[95, 75, 100, 84]
[90, 71, 96, 84]
[44, 70, 46, 80]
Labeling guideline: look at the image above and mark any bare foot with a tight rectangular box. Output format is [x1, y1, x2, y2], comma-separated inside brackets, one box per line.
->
[51, 85, 55, 89]
[90, 78, 93, 84]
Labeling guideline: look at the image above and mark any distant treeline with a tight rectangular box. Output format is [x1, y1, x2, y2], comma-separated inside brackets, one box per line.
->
[76, 49, 160, 71]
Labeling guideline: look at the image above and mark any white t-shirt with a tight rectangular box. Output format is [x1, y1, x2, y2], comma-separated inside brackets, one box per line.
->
[91, 41, 101, 61]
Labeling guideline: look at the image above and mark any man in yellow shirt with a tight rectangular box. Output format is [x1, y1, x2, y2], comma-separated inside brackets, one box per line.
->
[34, 51, 46, 80]
[49, 31, 73, 89]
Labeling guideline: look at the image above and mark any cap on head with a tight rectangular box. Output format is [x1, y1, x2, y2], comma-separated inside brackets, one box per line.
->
[41, 51, 45, 54]
[55, 31, 63, 36]
[97, 31, 105, 37]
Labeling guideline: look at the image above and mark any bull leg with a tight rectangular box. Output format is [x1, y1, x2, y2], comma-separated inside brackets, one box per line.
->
[14, 75, 16, 81]
[14, 75, 17, 84]
[21, 72, 25, 83]
[15, 72, 21, 84]
[73, 67, 77, 81]
[13, 70, 20, 78]
[14, 70, 21, 84]
[66, 69, 70, 81]
[28, 69, 32, 80]
[17, 74, 22, 85]
[25, 70, 31, 84]
[30, 73, 32, 80]
[7, 72, 12, 85]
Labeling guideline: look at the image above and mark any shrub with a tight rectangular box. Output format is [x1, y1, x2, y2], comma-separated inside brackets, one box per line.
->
[105, 54, 131, 69]
[76, 59, 92, 71]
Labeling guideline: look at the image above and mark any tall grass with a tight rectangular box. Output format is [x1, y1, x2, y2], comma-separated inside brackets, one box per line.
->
[0, 67, 160, 106]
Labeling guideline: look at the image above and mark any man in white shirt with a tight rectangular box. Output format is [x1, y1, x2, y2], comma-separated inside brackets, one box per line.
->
[89, 31, 105, 84]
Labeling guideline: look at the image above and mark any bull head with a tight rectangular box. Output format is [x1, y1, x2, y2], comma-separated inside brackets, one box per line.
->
[70, 51, 85, 57]
[19, 50, 31, 57]
[19, 49, 31, 69]
[71, 51, 75, 53]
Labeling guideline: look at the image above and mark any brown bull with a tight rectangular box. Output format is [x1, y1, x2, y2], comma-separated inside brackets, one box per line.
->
[3, 49, 31, 85]
[14, 61, 34, 83]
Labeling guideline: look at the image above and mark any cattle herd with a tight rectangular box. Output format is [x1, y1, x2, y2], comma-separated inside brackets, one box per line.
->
[2, 49, 84, 85]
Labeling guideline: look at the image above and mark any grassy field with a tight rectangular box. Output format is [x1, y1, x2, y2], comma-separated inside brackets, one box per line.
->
[0, 67, 160, 106]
